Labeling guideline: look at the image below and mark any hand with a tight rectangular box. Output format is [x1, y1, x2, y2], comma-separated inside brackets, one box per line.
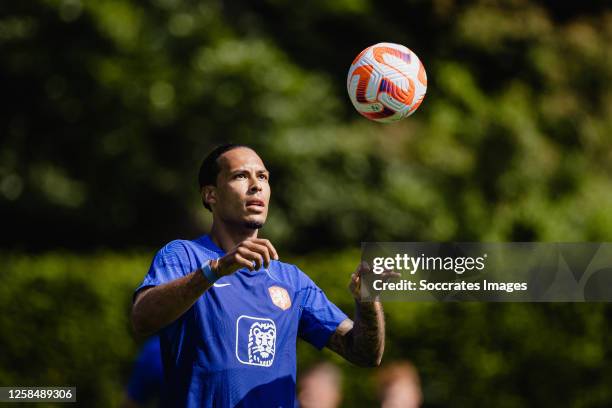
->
[212, 238, 279, 277]
[349, 261, 401, 302]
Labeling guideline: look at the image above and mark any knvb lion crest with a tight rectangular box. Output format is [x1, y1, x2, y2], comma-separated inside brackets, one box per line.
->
[268, 286, 291, 310]
[235, 316, 276, 367]
[247, 321, 276, 366]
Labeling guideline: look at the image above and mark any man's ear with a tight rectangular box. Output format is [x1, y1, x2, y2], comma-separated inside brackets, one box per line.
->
[202, 185, 217, 208]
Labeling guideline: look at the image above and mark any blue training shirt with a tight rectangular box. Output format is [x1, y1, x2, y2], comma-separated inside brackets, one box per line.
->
[135, 235, 348, 407]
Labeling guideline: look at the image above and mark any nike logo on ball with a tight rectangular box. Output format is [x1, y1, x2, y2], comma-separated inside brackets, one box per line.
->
[213, 283, 231, 287]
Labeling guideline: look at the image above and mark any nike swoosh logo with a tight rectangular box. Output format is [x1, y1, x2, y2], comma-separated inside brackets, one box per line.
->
[213, 283, 231, 287]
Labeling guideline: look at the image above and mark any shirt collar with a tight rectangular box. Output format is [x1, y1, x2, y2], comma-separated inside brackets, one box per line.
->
[199, 234, 226, 256]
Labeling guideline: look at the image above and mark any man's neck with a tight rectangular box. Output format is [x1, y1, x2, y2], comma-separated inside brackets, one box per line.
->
[210, 221, 258, 252]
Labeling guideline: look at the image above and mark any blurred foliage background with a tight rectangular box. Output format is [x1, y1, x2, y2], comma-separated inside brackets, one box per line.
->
[1, 0, 611, 406]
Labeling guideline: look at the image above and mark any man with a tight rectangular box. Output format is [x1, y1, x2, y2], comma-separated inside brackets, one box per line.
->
[131, 144, 385, 407]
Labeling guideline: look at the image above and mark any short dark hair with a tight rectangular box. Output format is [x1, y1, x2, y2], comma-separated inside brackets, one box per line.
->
[198, 143, 251, 211]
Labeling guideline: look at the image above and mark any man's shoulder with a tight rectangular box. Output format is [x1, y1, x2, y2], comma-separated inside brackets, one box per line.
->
[270, 259, 301, 275]
[269, 260, 315, 287]
[156, 237, 217, 259]
[157, 239, 192, 255]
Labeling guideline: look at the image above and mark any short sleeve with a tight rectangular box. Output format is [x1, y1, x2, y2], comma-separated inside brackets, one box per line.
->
[298, 272, 349, 350]
[134, 240, 195, 300]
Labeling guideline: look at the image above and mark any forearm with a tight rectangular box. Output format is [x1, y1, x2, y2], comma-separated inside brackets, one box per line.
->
[131, 269, 212, 336]
[328, 299, 385, 367]
[349, 300, 385, 366]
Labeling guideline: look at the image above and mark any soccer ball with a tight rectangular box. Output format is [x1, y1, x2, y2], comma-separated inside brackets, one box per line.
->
[347, 42, 427, 123]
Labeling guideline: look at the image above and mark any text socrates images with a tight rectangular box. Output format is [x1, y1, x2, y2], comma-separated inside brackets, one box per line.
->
[360, 243, 612, 302]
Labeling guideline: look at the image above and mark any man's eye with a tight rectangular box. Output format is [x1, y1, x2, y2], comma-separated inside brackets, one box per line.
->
[234, 174, 247, 179]
[258, 174, 268, 180]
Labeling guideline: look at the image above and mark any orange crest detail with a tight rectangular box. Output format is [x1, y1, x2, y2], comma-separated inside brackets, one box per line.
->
[268, 286, 291, 311]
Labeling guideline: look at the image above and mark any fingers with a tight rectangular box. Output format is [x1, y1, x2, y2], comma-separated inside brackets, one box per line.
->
[349, 270, 362, 300]
[234, 253, 257, 271]
[358, 260, 399, 279]
[355, 261, 370, 277]
[242, 240, 272, 268]
[250, 238, 279, 262]
[354, 261, 401, 281]
[235, 238, 279, 270]
[236, 246, 265, 270]
[220, 238, 280, 275]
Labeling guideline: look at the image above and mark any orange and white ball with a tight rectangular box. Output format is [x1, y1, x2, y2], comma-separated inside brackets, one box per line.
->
[347, 42, 427, 123]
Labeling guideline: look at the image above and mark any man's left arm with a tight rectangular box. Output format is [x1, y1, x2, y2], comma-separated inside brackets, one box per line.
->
[326, 263, 386, 367]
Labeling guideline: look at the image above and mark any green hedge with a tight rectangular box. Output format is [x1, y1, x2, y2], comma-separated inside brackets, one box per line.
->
[0, 252, 147, 407]
[1, 251, 611, 407]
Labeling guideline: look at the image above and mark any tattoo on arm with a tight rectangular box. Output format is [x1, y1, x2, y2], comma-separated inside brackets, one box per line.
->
[326, 301, 385, 367]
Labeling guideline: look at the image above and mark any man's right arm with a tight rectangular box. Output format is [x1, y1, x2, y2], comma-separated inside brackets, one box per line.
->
[131, 268, 213, 337]
[131, 237, 279, 337]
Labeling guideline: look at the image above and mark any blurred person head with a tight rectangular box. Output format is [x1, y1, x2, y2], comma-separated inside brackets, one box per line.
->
[376, 361, 422, 408]
[199, 144, 270, 230]
[298, 362, 343, 408]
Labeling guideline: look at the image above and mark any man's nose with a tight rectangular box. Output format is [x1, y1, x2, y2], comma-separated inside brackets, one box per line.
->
[249, 177, 262, 192]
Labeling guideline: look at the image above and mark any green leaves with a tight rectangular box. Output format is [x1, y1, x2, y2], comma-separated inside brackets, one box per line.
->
[2, 1, 612, 250]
